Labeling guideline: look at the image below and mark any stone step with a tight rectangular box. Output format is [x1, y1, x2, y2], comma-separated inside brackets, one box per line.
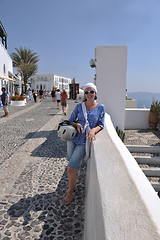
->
[134, 156, 160, 165]
[141, 167, 160, 177]
[151, 182, 160, 192]
[126, 145, 160, 154]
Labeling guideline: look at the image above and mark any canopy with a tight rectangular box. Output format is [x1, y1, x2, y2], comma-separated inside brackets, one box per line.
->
[0, 73, 15, 82]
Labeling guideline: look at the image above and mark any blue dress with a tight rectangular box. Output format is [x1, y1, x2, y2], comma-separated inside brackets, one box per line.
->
[68, 103, 105, 145]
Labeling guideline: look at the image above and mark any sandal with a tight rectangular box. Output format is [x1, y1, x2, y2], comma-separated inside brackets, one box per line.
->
[63, 192, 74, 204]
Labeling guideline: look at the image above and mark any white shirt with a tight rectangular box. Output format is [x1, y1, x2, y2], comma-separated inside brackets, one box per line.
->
[56, 92, 61, 100]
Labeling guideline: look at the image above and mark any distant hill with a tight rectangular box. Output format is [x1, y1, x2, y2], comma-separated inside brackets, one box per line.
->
[128, 92, 160, 98]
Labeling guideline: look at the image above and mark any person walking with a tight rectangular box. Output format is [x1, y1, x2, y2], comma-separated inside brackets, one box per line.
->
[28, 89, 32, 101]
[51, 86, 56, 102]
[1, 87, 9, 117]
[63, 82, 105, 204]
[38, 88, 44, 102]
[56, 89, 61, 109]
[60, 88, 68, 115]
[32, 89, 37, 102]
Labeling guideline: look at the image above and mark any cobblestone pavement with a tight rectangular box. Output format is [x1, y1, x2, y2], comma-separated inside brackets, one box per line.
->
[0, 97, 86, 240]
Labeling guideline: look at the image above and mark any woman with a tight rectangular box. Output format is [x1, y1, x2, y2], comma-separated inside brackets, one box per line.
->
[51, 86, 56, 102]
[60, 88, 68, 115]
[56, 89, 61, 109]
[32, 89, 37, 102]
[28, 89, 32, 101]
[63, 82, 105, 204]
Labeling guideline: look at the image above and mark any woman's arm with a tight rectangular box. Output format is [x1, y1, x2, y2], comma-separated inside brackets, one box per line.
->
[87, 104, 105, 142]
[4, 95, 7, 105]
[86, 126, 102, 142]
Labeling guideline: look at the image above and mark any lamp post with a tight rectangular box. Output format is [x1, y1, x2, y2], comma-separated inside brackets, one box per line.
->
[62, 78, 64, 90]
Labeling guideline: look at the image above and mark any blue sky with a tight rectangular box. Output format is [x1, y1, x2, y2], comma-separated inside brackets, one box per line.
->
[1, 0, 160, 92]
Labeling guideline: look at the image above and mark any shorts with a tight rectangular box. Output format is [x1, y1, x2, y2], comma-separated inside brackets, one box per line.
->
[67, 140, 86, 169]
[39, 95, 43, 99]
[57, 100, 61, 103]
[61, 101, 67, 107]
[3, 105, 9, 113]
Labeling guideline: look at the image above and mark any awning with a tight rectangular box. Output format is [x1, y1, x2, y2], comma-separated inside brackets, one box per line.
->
[0, 73, 15, 82]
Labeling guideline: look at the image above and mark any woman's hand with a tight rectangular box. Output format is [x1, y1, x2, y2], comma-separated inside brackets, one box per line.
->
[86, 129, 96, 142]
[76, 123, 84, 133]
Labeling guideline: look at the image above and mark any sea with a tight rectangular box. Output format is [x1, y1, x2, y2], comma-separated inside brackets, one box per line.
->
[127, 92, 160, 109]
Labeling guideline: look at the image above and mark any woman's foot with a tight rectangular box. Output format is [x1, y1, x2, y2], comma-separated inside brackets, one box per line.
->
[65, 189, 69, 196]
[63, 192, 74, 204]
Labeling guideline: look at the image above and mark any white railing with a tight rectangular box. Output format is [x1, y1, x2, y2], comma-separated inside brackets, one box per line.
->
[84, 113, 160, 240]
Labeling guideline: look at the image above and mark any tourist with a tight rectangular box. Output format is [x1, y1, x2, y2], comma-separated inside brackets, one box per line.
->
[63, 82, 105, 204]
[51, 86, 57, 102]
[56, 89, 61, 109]
[1, 87, 9, 117]
[28, 89, 32, 101]
[39, 88, 44, 102]
[32, 89, 37, 102]
[60, 88, 68, 115]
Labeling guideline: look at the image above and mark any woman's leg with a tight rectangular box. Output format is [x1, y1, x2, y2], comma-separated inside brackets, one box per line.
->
[57, 101, 59, 109]
[63, 166, 77, 204]
[62, 105, 64, 114]
[63, 141, 85, 204]
[64, 103, 67, 114]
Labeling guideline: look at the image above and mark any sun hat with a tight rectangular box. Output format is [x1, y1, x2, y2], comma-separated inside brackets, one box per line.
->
[84, 83, 97, 93]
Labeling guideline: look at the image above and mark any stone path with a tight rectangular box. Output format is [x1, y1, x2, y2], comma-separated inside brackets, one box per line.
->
[124, 129, 160, 147]
[0, 97, 86, 240]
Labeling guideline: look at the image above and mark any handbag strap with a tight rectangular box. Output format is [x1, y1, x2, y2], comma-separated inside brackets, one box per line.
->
[82, 102, 91, 134]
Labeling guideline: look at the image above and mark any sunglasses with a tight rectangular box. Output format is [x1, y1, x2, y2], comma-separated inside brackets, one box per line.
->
[85, 90, 95, 94]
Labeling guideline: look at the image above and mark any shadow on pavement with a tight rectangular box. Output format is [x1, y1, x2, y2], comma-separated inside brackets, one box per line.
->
[7, 164, 86, 239]
[6, 126, 87, 239]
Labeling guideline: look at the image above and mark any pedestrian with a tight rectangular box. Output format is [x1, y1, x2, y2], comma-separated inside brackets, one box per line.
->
[51, 86, 57, 102]
[61, 88, 68, 115]
[1, 87, 9, 117]
[32, 89, 37, 102]
[63, 82, 105, 204]
[28, 89, 32, 101]
[39, 88, 44, 102]
[44, 90, 48, 97]
[56, 89, 61, 109]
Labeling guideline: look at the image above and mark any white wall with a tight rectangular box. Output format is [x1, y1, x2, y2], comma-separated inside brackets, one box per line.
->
[31, 73, 55, 91]
[0, 41, 13, 94]
[96, 46, 128, 131]
[126, 99, 137, 108]
[84, 113, 160, 240]
[125, 108, 150, 129]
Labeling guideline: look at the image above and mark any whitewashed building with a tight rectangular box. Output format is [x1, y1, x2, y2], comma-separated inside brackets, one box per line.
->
[0, 39, 15, 96]
[31, 73, 72, 93]
[0, 21, 21, 97]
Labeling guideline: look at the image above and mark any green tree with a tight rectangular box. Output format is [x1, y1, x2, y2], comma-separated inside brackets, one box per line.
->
[10, 47, 39, 93]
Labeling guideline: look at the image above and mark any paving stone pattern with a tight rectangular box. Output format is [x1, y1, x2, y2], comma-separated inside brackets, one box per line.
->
[0, 98, 86, 240]
[124, 129, 160, 147]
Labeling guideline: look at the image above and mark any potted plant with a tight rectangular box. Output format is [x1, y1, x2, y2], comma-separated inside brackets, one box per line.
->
[148, 99, 160, 129]
[10, 95, 26, 106]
